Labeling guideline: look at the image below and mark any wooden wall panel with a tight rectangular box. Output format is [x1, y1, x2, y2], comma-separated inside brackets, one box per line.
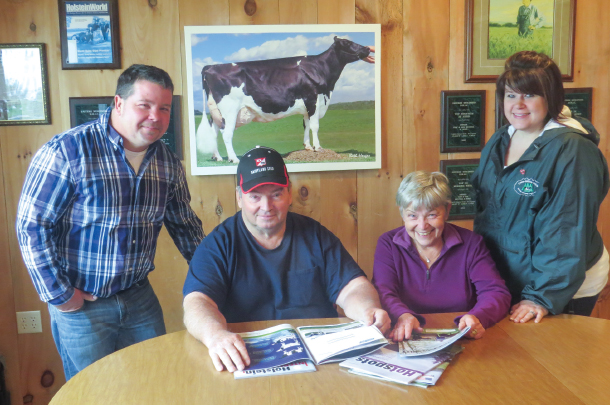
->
[0, 135, 22, 405]
[2, 1, 610, 403]
[229, 0, 280, 24]
[573, 0, 610, 319]
[356, 0, 403, 277]
[1, 1, 70, 403]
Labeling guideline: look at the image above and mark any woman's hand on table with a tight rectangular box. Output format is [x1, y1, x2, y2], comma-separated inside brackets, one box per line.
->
[459, 314, 485, 339]
[510, 300, 549, 323]
[206, 329, 250, 373]
[389, 313, 422, 341]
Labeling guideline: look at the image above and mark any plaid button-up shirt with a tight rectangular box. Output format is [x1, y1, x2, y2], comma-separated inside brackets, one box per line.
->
[16, 108, 204, 305]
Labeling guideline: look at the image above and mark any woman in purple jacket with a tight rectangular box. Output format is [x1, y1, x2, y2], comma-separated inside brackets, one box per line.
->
[373, 171, 510, 341]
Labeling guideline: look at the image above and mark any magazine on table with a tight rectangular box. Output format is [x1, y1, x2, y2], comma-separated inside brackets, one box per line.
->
[339, 344, 455, 386]
[234, 321, 387, 379]
[398, 327, 470, 356]
[408, 345, 464, 388]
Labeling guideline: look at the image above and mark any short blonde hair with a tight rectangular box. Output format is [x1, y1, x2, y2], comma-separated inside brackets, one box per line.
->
[396, 171, 452, 215]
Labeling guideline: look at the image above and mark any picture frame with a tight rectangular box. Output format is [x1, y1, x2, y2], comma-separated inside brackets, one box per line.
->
[58, 0, 121, 70]
[184, 24, 381, 176]
[68, 95, 183, 159]
[441, 90, 486, 153]
[465, 0, 576, 83]
[564, 87, 592, 122]
[440, 159, 480, 220]
[0, 43, 51, 126]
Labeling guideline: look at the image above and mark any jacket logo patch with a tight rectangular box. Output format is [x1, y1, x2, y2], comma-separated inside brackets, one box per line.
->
[514, 178, 539, 196]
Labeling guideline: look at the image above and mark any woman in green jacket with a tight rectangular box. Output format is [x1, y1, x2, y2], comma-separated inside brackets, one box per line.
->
[471, 51, 609, 324]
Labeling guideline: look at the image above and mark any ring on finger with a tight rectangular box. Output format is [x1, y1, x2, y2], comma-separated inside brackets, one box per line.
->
[472, 329, 477, 335]
[529, 310, 536, 316]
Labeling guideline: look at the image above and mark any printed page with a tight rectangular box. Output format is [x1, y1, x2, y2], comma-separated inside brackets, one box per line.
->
[297, 321, 387, 364]
[234, 360, 316, 379]
[238, 324, 312, 373]
[398, 327, 470, 356]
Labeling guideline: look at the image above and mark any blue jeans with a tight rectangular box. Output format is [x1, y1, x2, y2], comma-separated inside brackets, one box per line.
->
[48, 277, 166, 380]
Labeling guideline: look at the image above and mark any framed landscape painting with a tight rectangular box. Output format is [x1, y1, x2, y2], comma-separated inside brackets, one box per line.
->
[465, 0, 575, 82]
[184, 24, 381, 176]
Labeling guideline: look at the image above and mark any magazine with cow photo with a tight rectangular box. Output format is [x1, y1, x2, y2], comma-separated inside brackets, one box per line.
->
[234, 321, 388, 379]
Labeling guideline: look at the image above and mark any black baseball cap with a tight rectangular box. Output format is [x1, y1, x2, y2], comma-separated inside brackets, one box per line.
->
[237, 146, 289, 193]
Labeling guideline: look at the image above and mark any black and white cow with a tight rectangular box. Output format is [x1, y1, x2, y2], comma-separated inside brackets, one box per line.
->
[196, 36, 374, 163]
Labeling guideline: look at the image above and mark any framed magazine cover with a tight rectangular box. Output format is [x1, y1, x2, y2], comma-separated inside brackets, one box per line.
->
[58, 0, 121, 70]
[465, 0, 575, 82]
[0, 43, 51, 126]
[184, 24, 381, 176]
[69, 95, 183, 158]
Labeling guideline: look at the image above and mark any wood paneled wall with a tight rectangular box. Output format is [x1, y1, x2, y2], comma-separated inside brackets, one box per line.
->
[1, 0, 609, 403]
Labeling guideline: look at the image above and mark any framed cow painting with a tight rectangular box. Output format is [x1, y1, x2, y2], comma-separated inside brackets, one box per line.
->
[184, 24, 381, 175]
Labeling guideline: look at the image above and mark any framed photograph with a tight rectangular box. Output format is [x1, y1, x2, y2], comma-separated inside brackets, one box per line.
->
[185, 24, 381, 176]
[465, 0, 576, 82]
[441, 90, 486, 153]
[440, 159, 480, 220]
[68, 95, 183, 159]
[0, 43, 51, 126]
[564, 87, 592, 122]
[58, 0, 121, 70]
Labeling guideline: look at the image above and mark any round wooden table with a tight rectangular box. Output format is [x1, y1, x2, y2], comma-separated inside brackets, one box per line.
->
[50, 313, 610, 404]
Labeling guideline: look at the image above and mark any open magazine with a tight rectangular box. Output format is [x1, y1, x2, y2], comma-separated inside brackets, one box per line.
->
[234, 321, 387, 379]
[398, 327, 469, 356]
[339, 344, 455, 386]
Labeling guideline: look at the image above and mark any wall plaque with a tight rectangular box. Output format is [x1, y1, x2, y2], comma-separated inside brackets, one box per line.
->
[440, 159, 480, 220]
[441, 90, 485, 153]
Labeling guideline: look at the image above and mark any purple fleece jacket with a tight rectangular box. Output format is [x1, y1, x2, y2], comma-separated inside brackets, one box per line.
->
[372, 223, 510, 329]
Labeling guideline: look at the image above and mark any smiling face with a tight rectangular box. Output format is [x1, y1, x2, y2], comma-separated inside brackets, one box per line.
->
[237, 184, 292, 238]
[504, 86, 549, 136]
[402, 204, 450, 250]
[112, 80, 173, 152]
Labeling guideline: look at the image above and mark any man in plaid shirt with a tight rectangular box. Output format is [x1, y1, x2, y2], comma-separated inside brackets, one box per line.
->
[16, 64, 204, 380]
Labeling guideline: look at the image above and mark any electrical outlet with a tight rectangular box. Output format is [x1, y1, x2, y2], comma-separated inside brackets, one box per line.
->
[16, 311, 43, 334]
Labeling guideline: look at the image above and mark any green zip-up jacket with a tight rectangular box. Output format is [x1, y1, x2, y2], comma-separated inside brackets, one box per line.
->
[471, 117, 609, 314]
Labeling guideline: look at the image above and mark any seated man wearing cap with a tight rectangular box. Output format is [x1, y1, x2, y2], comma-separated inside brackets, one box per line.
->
[183, 146, 390, 372]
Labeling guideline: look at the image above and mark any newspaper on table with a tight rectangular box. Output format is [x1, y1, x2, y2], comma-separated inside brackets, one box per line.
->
[339, 345, 455, 386]
[234, 321, 387, 379]
[398, 327, 470, 356]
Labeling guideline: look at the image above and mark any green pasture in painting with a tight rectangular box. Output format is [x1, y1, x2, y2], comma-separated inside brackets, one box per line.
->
[195, 102, 376, 166]
[488, 0, 554, 60]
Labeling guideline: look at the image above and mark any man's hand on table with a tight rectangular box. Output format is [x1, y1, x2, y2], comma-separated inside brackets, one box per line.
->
[206, 329, 250, 373]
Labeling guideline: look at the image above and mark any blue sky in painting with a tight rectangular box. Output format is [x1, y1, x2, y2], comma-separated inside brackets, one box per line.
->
[189, 31, 376, 112]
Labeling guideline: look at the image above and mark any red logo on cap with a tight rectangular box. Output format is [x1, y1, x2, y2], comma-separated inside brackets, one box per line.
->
[255, 158, 266, 167]
[520, 169, 526, 175]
